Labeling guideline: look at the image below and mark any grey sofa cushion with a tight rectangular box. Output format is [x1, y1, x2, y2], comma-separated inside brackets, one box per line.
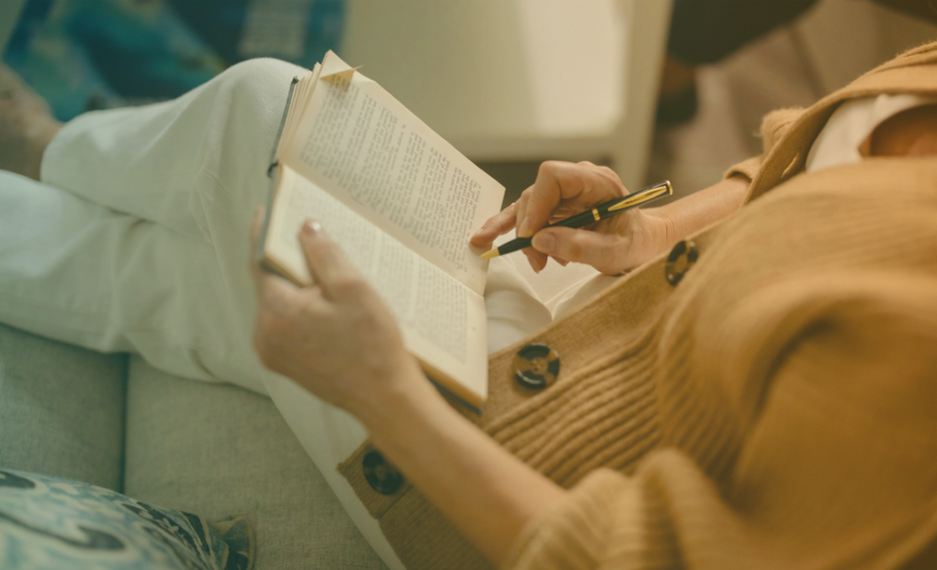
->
[0, 323, 126, 491]
[124, 356, 387, 570]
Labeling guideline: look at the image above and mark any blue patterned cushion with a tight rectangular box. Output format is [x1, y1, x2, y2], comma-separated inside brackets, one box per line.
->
[0, 469, 254, 569]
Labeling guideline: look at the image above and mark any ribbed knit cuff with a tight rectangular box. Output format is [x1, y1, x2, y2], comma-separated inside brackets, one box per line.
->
[723, 156, 763, 184]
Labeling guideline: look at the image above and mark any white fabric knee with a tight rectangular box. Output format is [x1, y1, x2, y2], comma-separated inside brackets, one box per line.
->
[1, 56, 617, 570]
[23, 59, 311, 394]
[0, 171, 256, 387]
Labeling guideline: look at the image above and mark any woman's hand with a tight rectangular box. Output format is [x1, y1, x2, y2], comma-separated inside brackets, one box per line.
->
[249, 210, 566, 566]
[250, 212, 427, 418]
[470, 161, 675, 275]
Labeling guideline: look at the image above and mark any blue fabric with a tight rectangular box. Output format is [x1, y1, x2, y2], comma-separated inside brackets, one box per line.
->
[3, 0, 223, 121]
[0, 469, 253, 570]
[3, 0, 344, 121]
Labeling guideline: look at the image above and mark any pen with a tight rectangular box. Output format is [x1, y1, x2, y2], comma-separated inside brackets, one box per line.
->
[480, 180, 673, 260]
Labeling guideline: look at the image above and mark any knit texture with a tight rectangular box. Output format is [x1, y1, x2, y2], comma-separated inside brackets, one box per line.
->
[340, 42, 937, 570]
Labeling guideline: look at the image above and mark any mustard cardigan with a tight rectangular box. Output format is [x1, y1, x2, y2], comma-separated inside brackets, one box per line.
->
[339, 43, 937, 570]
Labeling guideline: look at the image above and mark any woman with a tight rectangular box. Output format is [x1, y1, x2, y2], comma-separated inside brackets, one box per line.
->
[250, 43, 937, 569]
[2, 44, 937, 569]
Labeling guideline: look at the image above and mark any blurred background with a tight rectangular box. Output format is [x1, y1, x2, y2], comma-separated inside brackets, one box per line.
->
[2, 0, 937, 206]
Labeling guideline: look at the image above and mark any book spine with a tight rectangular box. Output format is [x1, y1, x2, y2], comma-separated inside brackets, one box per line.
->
[268, 76, 302, 176]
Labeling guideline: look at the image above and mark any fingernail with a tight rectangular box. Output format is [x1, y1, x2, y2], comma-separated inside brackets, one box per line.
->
[532, 232, 555, 253]
[518, 219, 532, 238]
[302, 220, 322, 235]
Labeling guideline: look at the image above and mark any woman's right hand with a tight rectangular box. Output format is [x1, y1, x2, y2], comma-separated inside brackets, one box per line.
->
[470, 161, 676, 275]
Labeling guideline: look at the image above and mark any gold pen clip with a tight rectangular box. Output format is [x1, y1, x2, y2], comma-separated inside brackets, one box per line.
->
[607, 181, 673, 212]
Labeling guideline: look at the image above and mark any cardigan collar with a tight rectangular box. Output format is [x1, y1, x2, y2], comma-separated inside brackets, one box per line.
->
[746, 42, 937, 203]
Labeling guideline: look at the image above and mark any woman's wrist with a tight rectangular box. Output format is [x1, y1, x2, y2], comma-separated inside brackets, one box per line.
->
[364, 377, 453, 454]
[636, 207, 680, 263]
[345, 356, 444, 431]
[646, 176, 750, 248]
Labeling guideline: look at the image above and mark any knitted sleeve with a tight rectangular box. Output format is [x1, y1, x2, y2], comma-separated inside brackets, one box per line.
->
[503, 274, 937, 570]
[723, 107, 808, 182]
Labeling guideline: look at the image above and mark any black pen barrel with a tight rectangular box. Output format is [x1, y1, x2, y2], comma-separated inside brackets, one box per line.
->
[495, 236, 532, 256]
[487, 180, 671, 258]
[551, 209, 598, 230]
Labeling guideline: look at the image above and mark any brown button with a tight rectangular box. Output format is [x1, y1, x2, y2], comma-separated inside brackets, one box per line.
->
[362, 450, 403, 495]
[665, 240, 698, 286]
[513, 343, 561, 390]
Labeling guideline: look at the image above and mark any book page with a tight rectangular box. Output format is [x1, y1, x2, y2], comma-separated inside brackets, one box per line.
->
[274, 64, 320, 163]
[265, 167, 487, 403]
[280, 52, 504, 296]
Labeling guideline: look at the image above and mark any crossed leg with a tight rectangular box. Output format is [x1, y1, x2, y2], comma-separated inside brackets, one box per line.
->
[0, 57, 575, 570]
[0, 58, 310, 394]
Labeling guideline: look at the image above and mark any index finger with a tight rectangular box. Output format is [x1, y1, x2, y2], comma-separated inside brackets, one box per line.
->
[519, 161, 627, 237]
[470, 201, 519, 247]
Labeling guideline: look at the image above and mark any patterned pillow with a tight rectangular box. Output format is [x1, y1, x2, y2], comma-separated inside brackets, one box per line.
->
[0, 468, 254, 570]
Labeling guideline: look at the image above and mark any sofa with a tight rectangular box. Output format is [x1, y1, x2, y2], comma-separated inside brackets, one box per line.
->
[0, 321, 388, 569]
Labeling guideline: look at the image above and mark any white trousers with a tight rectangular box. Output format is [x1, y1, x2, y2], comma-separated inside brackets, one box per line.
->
[0, 59, 611, 569]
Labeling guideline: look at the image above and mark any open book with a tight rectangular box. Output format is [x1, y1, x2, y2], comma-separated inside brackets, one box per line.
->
[258, 51, 505, 408]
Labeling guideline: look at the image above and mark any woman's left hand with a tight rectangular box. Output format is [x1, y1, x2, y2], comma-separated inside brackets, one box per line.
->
[249, 209, 566, 566]
[249, 211, 426, 418]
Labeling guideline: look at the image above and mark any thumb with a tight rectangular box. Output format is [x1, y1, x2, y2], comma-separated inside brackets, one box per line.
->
[531, 227, 631, 275]
[298, 220, 361, 296]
